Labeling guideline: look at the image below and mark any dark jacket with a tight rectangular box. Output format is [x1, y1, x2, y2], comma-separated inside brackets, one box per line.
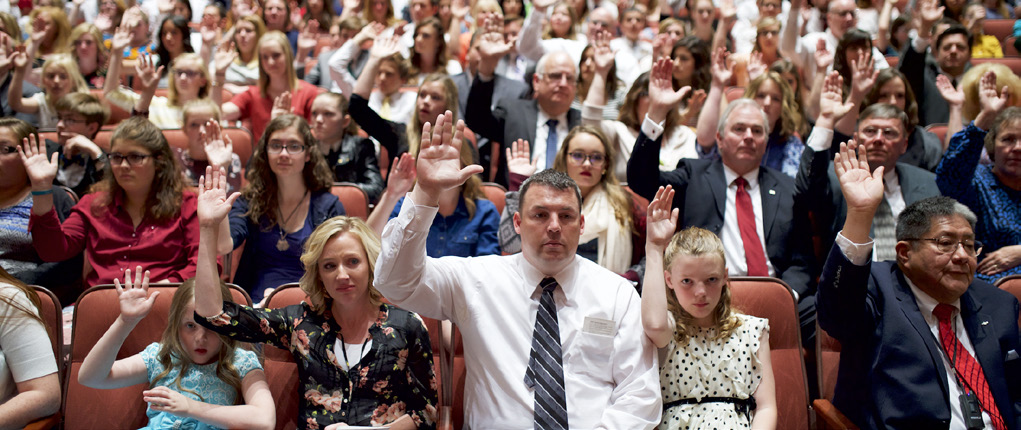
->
[324, 134, 385, 203]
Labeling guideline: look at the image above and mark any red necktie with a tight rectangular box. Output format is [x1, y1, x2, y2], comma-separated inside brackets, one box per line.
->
[933, 303, 1007, 430]
[734, 177, 768, 276]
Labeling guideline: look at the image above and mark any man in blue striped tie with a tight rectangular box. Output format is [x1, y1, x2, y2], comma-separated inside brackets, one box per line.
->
[375, 111, 662, 429]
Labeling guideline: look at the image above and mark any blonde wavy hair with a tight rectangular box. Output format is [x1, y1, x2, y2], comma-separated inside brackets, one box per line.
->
[662, 227, 742, 344]
[40, 54, 89, 108]
[299, 217, 383, 314]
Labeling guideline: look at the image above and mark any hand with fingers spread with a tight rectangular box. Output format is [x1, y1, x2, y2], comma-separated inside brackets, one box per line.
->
[818, 71, 854, 123]
[386, 153, 418, 197]
[680, 89, 707, 123]
[271, 91, 293, 118]
[111, 23, 133, 53]
[201, 21, 221, 45]
[813, 39, 833, 72]
[8, 48, 28, 72]
[197, 166, 242, 227]
[834, 140, 884, 214]
[30, 16, 51, 44]
[114, 266, 159, 324]
[214, 43, 238, 76]
[506, 139, 538, 177]
[142, 386, 194, 415]
[849, 51, 878, 101]
[135, 55, 165, 91]
[478, 18, 514, 60]
[646, 185, 679, 251]
[413, 111, 484, 201]
[975, 69, 1011, 130]
[369, 34, 402, 60]
[648, 58, 692, 123]
[935, 74, 964, 107]
[918, 0, 945, 30]
[591, 30, 615, 77]
[747, 51, 767, 82]
[298, 20, 321, 52]
[709, 47, 733, 88]
[201, 120, 235, 169]
[17, 134, 59, 192]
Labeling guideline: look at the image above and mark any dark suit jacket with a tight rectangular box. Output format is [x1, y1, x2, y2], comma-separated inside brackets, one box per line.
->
[453, 72, 529, 181]
[817, 246, 1021, 429]
[465, 77, 580, 187]
[324, 134, 385, 203]
[795, 145, 942, 250]
[300, 49, 336, 90]
[899, 42, 971, 127]
[627, 131, 817, 301]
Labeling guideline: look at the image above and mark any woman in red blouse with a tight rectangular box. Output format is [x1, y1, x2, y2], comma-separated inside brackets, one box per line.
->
[20, 117, 219, 286]
[216, 31, 321, 144]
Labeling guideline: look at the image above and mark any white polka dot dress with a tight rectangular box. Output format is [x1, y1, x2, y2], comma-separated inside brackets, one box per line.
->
[657, 314, 769, 430]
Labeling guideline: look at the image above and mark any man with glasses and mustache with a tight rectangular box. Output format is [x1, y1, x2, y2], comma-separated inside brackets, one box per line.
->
[818, 140, 1021, 429]
[466, 26, 582, 187]
[796, 76, 941, 262]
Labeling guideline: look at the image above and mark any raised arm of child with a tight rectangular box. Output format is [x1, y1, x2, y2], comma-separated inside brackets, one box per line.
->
[195, 166, 241, 318]
[7, 49, 40, 114]
[641, 185, 679, 349]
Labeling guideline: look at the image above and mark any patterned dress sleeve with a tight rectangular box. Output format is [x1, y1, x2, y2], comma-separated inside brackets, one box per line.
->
[232, 348, 264, 378]
[402, 312, 438, 429]
[195, 301, 304, 351]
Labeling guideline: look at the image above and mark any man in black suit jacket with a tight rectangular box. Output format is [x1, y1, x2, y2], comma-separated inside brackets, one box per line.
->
[819, 142, 1021, 429]
[465, 28, 581, 187]
[628, 59, 817, 340]
[797, 95, 942, 260]
[899, 2, 972, 127]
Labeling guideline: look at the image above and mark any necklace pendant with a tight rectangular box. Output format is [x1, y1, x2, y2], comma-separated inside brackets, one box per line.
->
[276, 236, 290, 251]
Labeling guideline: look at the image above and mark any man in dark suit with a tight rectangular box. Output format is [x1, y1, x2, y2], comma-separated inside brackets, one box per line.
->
[452, 30, 529, 180]
[900, 0, 972, 127]
[465, 26, 581, 187]
[797, 90, 942, 260]
[819, 141, 1021, 429]
[628, 59, 817, 340]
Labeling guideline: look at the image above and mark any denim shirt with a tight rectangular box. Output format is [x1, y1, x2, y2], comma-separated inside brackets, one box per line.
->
[390, 196, 500, 258]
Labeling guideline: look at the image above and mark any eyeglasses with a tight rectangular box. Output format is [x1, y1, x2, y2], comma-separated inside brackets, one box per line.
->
[567, 151, 605, 166]
[542, 72, 577, 84]
[58, 116, 86, 126]
[175, 69, 202, 79]
[904, 236, 984, 257]
[0, 145, 18, 155]
[860, 126, 903, 141]
[109, 152, 153, 166]
[828, 9, 855, 17]
[267, 142, 306, 154]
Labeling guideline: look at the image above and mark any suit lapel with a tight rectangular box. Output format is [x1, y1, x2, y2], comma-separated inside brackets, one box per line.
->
[525, 100, 539, 158]
[892, 269, 953, 400]
[708, 160, 727, 222]
[759, 169, 780, 240]
[896, 164, 925, 206]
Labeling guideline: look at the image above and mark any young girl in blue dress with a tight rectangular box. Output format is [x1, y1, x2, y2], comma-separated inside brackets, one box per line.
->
[77, 268, 276, 430]
[641, 186, 778, 429]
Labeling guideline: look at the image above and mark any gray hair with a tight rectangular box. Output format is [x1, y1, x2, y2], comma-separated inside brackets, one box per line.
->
[535, 50, 579, 76]
[859, 103, 910, 135]
[518, 169, 583, 212]
[717, 98, 770, 137]
[896, 196, 978, 242]
[984, 106, 1021, 161]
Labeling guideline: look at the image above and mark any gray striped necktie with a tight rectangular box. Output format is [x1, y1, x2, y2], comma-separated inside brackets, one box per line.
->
[873, 197, 897, 262]
[524, 277, 568, 429]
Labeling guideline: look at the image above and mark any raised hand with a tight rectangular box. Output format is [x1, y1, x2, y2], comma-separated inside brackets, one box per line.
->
[197, 166, 241, 227]
[680, 89, 707, 123]
[111, 23, 133, 53]
[710, 47, 733, 88]
[978, 69, 1009, 116]
[386, 153, 418, 197]
[143, 386, 193, 415]
[478, 17, 513, 59]
[591, 30, 615, 77]
[135, 55, 165, 90]
[977, 245, 1021, 276]
[918, 0, 945, 29]
[935, 74, 964, 106]
[95, 13, 114, 33]
[719, 0, 737, 24]
[114, 266, 158, 324]
[200, 120, 234, 168]
[298, 20, 320, 52]
[819, 71, 854, 121]
[343, 0, 361, 14]
[289, 0, 303, 28]
[8, 48, 28, 72]
[30, 16, 50, 43]
[415, 111, 484, 197]
[648, 58, 691, 122]
[200, 20, 222, 45]
[214, 43, 238, 76]
[451, 0, 470, 20]
[532, 0, 557, 12]
[505, 139, 537, 177]
[849, 51, 878, 100]
[747, 51, 767, 81]
[17, 133, 58, 191]
[646, 185, 679, 250]
[833, 140, 884, 213]
[356, 22, 385, 45]
[271, 91, 293, 118]
[814, 38, 833, 72]
[369, 34, 401, 60]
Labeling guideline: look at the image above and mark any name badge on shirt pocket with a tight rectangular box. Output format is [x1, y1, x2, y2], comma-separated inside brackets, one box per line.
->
[583, 316, 616, 337]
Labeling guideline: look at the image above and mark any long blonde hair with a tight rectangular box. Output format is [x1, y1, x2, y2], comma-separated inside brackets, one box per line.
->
[0, 267, 46, 330]
[151, 281, 244, 402]
[299, 217, 383, 314]
[662, 227, 742, 344]
[256, 31, 299, 99]
[41, 54, 89, 108]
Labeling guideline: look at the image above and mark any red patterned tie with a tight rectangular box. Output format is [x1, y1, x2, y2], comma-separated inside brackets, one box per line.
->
[734, 177, 768, 276]
[933, 303, 1007, 430]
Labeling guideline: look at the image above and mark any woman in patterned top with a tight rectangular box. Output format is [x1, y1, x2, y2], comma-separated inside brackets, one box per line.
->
[194, 167, 438, 429]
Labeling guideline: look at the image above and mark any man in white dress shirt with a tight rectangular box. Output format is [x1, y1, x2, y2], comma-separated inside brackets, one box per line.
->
[374, 112, 662, 429]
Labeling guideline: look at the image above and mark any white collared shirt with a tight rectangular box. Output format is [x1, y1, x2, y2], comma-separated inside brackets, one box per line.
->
[836, 234, 995, 430]
[721, 164, 777, 277]
[374, 196, 663, 429]
[533, 110, 570, 171]
[368, 90, 417, 126]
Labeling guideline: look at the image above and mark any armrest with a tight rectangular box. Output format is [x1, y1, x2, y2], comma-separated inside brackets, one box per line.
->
[23, 413, 60, 430]
[813, 398, 858, 430]
[436, 405, 453, 430]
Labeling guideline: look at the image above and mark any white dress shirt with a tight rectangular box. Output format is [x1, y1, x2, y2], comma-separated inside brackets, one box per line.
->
[533, 110, 570, 171]
[721, 165, 777, 277]
[368, 90, 418, 125]
[835, 234, 994, 430]
[374, 196, 663, 429]
[609, 38, 653, 86]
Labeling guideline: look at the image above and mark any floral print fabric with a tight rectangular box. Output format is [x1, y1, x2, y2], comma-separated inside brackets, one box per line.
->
[197, 302, 437, 429]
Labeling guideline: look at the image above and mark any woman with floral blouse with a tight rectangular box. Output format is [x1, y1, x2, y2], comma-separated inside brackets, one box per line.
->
[192, 167, 437, 429]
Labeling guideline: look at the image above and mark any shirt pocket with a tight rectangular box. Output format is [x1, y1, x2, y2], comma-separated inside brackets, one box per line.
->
[571, 331, 615, 380]
[449, 233, 479, 256]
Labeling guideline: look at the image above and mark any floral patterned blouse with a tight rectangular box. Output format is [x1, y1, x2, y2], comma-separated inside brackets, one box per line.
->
[197, 302, 437, 429]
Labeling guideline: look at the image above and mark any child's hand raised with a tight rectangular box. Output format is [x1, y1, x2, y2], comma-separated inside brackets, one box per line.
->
[114, 266, 158, 324]
[646, 185, 679, 251]
[143, 386, 194, 415]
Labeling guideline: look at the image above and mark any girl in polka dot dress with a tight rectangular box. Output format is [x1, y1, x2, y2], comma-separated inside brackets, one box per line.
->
[641, 186, 778, 429]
